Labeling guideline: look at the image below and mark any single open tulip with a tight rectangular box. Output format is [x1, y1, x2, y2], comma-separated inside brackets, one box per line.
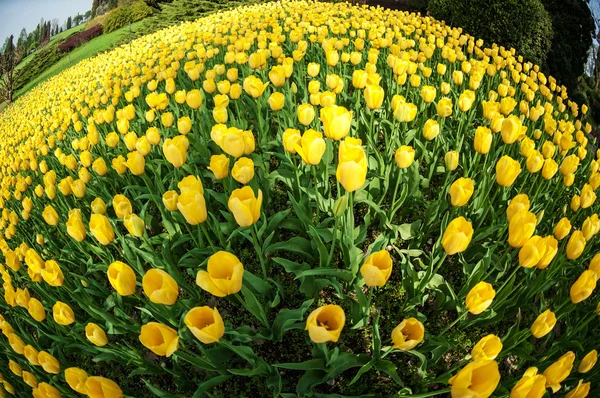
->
[243, 75, 269, 98]
[474, 126, 492, 154]
[107, 261, 136, 296]
[531, 309, 556, 338]
[38, 351, 60, 374]
[423, 119, 440, 141]
[554, 217, 571, 240]
[449, 360, 500, 398]
[471, 334, 503, 360]
[360, 250, 393, 287]
[364, 84, 384, 109]
[391, 317, 424, 351]
[124, 213, 145, 237]
[163, 135, 189, 168]
[442, 217, 473, 255]
[184, 306, 225, 344]
[305, 304, 345, 343]
[282, 129, 302, 154]
[113, 195, 133, 219]
[508, 210, 536, 248]
[466, 282, 496, 315]
[395, 146, 415, 168]
[295, 129, 326, 165]
[566, 231, 586, 260]
[232, 157, 255, 184]
[85, 376, 124, 398]
[510, 367, 547, 398]
[320, 105, 352, 140]
[197, 251, 244, 297]
[496, 155, 521, 187]
[578, 350, 597, 373]
[53, 301, 75, 325]
[570, 270, 597, 304]
[162, 190, 179, 211]
[65, 367, 88, 394]
[42, 260, 64, 287]
[86, 322, 108, 346]
[228, 186, 262, 227]
[449, 178, 474, 207]
[543, 351, 575, 392]
[177, 189, 207, 225]
[143, 268, 179, 305]
[139, 322, 179, 357]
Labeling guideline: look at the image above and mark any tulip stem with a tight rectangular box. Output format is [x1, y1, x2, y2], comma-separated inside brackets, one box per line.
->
[327, 216, 340, 267]
[399, 388, 451, 397]
[250, 224, 267, 278]
[388, 168, 403, 220]
[312, 166, 321, 221]
[200, 224, 217, 252]
[439, 310, 468, 336]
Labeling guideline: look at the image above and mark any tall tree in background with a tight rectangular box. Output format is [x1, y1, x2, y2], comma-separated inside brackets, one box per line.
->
[74, 13, 83, 25]
[0, 35, 23, 103]
[144, 0, 173, 11]
[16, 29, 27, 48]
[91, 0, 99, 17]
[540, 0, 594, 93]
[67, 16, 72, 30]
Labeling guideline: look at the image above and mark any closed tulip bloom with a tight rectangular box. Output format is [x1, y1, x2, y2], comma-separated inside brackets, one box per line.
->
[449, 360, 500, 398]
[65, 367, 88, 394]
[580, 184, 596, 209]
[177, 116, 192, 135]
[391, 317, 424, 351]
[305, 304, 345, 343]
[143, 269, 179, 305]
[163, 135, 189, 168]
[177, 189, 207, 225]
[526, 151, 544, 173]
[510, 367, 547, 398]
[578, 350, 597, 373]
[543, 351, 575, 392]
[474, 126, 492, 154]
[91, 198, 106, 215]
[8, 359, 21, 376]
[184, 306, 225, 344]
[336, 138, 367, 192]
[282, 129, 302, 154]
[24, 344, 40, 365]
[42, 205, 59, 225]
[23, 370, 38, 388]
[466, 282, 496, 315]
[307, 62, 320, 77]
[89, 214, 114, 245]
[449, 178, 474, 207]
[107, 261, 136, 296]
[471, 334, 502, 360]
[28, 298, 46, 321]
[162, 190, 179, 211]
[66, 209, 86, 242]
[508, 210, 537, 248]
[501, 115, 522, 144]
[442, 217, 473, 255]
[360, 250, 393, 287]
[320, 105, 352, 140]
[536, 236, 558, 269]
[506, 194, 530, 222]
[208, 154, 230, 180]
[34, 382, 61, 397]
[86, 322, 108, 346]
[560, 154, 580, 176]
[436, 97, 453, 118]
[496, 155, 521, 187]
[564, 173, 575, 187]
[124, 214, 144, 237]
[85, 376, 124, 398]
[566, 231, 586, 260]
[423, 119, 440, 141]
[295, 129, 326, 165]
[15, 287, 30, 307]
[243, 76, 269, 98]
[42, 260, 64, 287]
[178, 176, 203, 194]
[395, 146, 415, 168]
[8, 333, 25, 353]
[531, 309, 556, 338]
[139, 322, 179, 357]
[112, 194, 132, 219]
[297, 104, 315, 126]
[268, 65, 286, 87]
[232, 157, 255, 184]
[126, 151, 145, 175]
[197, 251, 244, 297]
[92, 158, 108, 176]
[186, 89, 202, 109]
[364, 84, 385, 110]
[458, 90, 475, 112]
[421, 85, 436, 103]
[268, 92, 285, 111]
[53, 301, 75, 325]
[445, 151, 459, 171]
[38, 351, 60, 374]
[554, 217, 571, 240]
[582, 214, 600, 240]
[542, 159, 559, 180]
[519, 236, 545, 268]
[565, 380, 590, 398]
[570, 270, 597, 304]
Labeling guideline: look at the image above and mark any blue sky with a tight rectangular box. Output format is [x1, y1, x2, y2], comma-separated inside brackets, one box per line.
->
[0, 0, 91, 43]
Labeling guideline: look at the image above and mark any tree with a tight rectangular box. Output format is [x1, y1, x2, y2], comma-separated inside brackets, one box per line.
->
[67, 16, 72, 30]
[74, 13, 83, 25]
[144, 0, 173, 11]
[92, 0, 99, 17]
[84, 10, 92, 20]
[16, 28, 27, 48]
[0, 35, 23, 103]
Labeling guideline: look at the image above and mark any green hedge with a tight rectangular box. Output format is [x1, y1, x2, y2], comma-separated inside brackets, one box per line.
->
[14, 43, 63, 92]
[104, 1, 155, 33]
[428, 0, 553, 66]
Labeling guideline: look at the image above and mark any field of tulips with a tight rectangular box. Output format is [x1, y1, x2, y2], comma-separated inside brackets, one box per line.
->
[0, 0, 599, 396]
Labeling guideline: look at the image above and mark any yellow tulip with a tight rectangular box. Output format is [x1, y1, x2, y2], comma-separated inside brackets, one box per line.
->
[8, 333, 24, 353]
[423, 119, 440, 141]
[125, 151, 145, 175]
[34, 382, 61, 397]
[578, 350, 597, 373]
[184, 306, 225, 344]
[580, 184, 596, 209]
[449, 178, 474, 207]
[85, 322, 108, 346]
[282, 128, 302, 154]
[518, 236, 545, 268]
[570, 270, 597, 304]
[186, 89, 203, 109]
[124, 213, 144, 237]
[526, 151, 544, 173]
[22, 370, 38, 388]
[543, 351, 575, 392]
[442, 216, 473, 255]
[28, 298, 46, 322]
[542, 159, 559, 180]
[232, 157, 255, 184]
[197, 251, 244, 297]
[91, 198, 107, 215]
[395, 146, 415, 168]
[506, 194, 530, 222]
[85, 376, 124, 398]
[421, 85, 436, 103]
[307, 62, 320, 77]
[143, 268, 179, 305]
[178, 175, 204, 194]
[508, 210, 536, 248]
[113, 194, 132, 219]
[208, 154, 230, 180]
[458, 90, 475, 112]
[107, 261, 137, 296]
[320, 105, 352, 140]
[295, 129, 326, 165]
[560, 154, 580, 176]
[474, 126, 492, 154]
[496, 155, 521, 187]
[391, 317, 424, 351]
[268, 65, 286, 87]
[38, 351, 60, 374]
[92, 158, 107, 175]
[162, 135, 189, 168]
[360, 250, 393, 287]
[24, 344, 40, 365]
[177, 116, 192, 135]
[162, 190, 179, 211]
[89, 214, 115, 245]
[437, 97, 453, 118]
[537, 236, 558, 269]
[66, 209, 86, 242]
[177, 189, 207, 225]
[565, 380, 590, 398]
[139, 322, 179, 357]
[501, 115, 522, 144]
[510, 367, 547, 398]
[336, 138, 368, 192]
[471, 334, 502, 360]
[466, 282, 496, 315]
[531, 309, 556, 338]
[566, 231, 586, 260]
[268, 92, 285, 111]
[42, 260, 64, 287]
[243, 75, 269, 98]
[449, 360, 500, 398]
[305, 304, 345, 343]
[445, 150, 459, 171]
[42, 205, 59, 226]
[554, 217, 571, 240]
[364, 84, 385, 110]
[65, 367, 88, 394]
[297, 104, 315, 126]
[53, 301, 75, 325]
[8, 359, 21, 376]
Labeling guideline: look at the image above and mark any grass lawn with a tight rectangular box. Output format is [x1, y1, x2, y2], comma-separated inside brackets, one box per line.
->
[14, 21, 142, 100]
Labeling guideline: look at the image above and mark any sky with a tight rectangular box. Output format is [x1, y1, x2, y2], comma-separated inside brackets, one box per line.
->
[0, 0, 91, 43]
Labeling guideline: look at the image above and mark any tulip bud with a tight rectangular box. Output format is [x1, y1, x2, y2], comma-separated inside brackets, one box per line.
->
[531, 309, 556, 338]
[543, 351, 575, 392]
[85, 322, 108, 347]
[578, 350, 597, 373]
[449, 178, 474, 207]
[208, 154, 230, 180]
[124, 214, 145, 237]
[449, 360, 500, 397]
[474, 126, 492, 154]
[570, 270, 597, 303]
[466, 282, 496, 315]
[107, 261, 136, 296]
[445, 151, 459, 171]
[364, 84, 385, 110]
[566, 230, 586, 260]
[471, 334, 502, 360]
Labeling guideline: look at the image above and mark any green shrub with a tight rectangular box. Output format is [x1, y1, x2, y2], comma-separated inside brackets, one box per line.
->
[14, 43, 63, 91]
[428, 0, 553, 66]
[104, 2, 154, 33]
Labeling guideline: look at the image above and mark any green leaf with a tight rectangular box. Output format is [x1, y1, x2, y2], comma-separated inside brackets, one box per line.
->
[275, 359, 324, 370]
[294, 268, 354, 282]
[272, 299, 313, 341]
[192, 375, 231, 398]
[241, 285, 269, 327]
[265, 236, 315, 261]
